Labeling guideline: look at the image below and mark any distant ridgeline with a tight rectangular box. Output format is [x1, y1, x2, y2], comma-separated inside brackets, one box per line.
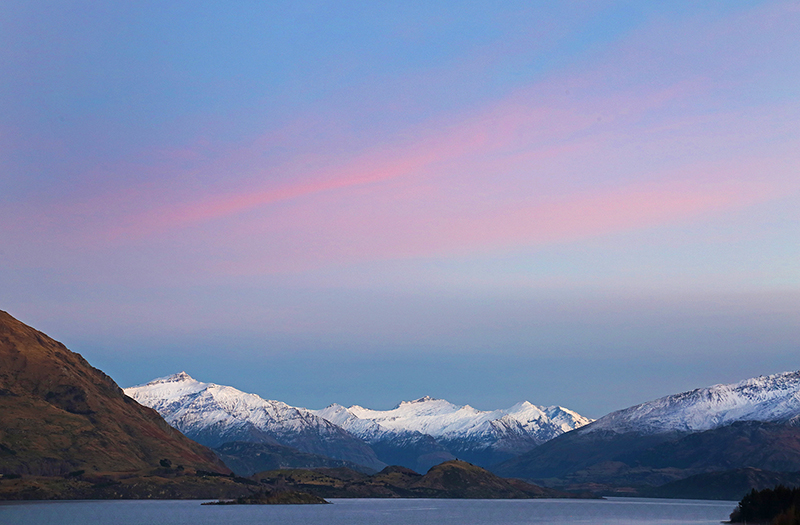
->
[127, 367, 800, 500]
[495, 370, 800, 499]
[124, 371, 593, 474]
[730, 486, 800, 524]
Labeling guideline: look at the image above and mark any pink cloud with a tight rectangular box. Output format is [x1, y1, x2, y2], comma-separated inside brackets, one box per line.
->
[205, 154, 783, 277]
[106, 72, 723, 243]
[16, 0, 797, 270]
[100, 98, 597, 241]
[55, 69, 795, 277]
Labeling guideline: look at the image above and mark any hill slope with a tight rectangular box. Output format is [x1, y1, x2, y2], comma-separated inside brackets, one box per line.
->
[0, 310, 228, 477]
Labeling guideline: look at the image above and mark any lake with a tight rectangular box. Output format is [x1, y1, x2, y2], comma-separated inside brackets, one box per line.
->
[0, 497, 737, 524]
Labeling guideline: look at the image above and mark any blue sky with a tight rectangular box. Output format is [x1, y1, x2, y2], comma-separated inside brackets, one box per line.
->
[2, 1, 798, 417]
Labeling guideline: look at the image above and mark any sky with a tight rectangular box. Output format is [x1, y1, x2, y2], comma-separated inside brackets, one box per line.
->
[1, 1, 798, 418]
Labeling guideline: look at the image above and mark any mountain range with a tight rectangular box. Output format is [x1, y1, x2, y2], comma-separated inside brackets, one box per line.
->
[4, 307, 800, 502]
[0, 310, 594, 501]
[126, 373, 591, 473]
[313, 396, 590, 470]
[126, 368, 800, 499]
[124, 372, 386, 471]
[495, 370, 800, 497]
[583, 371, 800, 435]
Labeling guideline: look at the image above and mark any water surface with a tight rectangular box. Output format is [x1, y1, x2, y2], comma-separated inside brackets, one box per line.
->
[0, 497, 736, 524]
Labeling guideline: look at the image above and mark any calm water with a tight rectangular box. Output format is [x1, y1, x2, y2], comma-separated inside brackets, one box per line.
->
[0, 497, 736, 525]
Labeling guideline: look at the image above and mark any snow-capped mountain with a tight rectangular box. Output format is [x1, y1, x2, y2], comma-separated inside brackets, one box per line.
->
[586, 370, 800, 436]
[316, 396, 590, 443]
[124, 372, 385, 471]
[313, 396, 592, 468]
[496, 370, 800, 485]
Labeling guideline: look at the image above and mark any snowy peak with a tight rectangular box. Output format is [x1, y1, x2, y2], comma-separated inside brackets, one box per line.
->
[398, 395, 438, 406]
[309, 396, 592, 469]
[312, 396, 592, 446]
[392, 396, 457, 413]
[127, 371, 211, 404]
[141, 371, 198, 386]
[124, 373, 387, 471]
[125, 372, 592, 471]
[163, 371, 194, 382]
[587, 370, 800, 436]
[126, 373, 296, 428]
[540, 405, 594, 433]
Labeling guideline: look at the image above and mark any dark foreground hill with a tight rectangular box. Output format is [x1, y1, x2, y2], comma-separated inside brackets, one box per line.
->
[254, 459, 594, 499]
[0, 310, 228, 477]
[0, 469, 262, 500]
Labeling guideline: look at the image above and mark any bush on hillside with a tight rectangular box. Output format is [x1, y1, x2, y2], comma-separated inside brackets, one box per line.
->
[730, 486, 800, 524]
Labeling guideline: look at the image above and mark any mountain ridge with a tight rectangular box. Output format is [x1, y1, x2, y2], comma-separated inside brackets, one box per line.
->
[127, 371, 592, 472]
[124, 372, 386, 471]
[495, 370, 800, 494]
[585, 370, 800, 436]
[314, 395, 591, 470]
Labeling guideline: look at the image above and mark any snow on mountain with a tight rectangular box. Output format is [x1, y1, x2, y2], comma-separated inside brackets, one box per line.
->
[124, 372, 385, 471]
[586, 370, 800, 436]
[125, 372, 592, 473]
[313, 396, 592, 450]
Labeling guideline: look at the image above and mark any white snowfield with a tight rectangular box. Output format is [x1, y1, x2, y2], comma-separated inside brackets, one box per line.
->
[125, 370, 800, 456]
[312, 396, 593, 446]
[124, 372, 349, 441]
[124, 372, 592, 453]
[587, 370, 800, 435]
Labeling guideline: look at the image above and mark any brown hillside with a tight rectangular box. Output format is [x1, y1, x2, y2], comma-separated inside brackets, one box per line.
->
[253, 460, 591, 499]
[0, 310, 229, 476]
[411, 460, 563, 498]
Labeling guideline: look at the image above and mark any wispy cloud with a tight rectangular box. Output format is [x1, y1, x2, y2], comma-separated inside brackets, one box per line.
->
[3, 1, 797, 277]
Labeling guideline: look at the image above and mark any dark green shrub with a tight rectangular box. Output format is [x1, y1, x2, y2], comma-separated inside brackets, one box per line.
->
[730, 486, 800, 523]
